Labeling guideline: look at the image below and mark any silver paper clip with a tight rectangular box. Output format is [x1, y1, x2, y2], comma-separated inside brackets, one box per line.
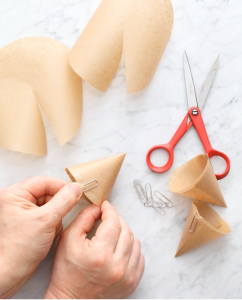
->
[133, 180, 166, 216]
[189, 212, 199, 233]
[83, 180, 99, 192]
[133, 179, 147, 205]
[154, 191, 173, 208]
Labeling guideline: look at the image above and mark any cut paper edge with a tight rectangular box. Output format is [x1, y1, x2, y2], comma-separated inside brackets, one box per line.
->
[0, 37, 83, 155]
[69, 0, 173, 94]
[175, 200, 231, 257]
[169, 154, 227, 207]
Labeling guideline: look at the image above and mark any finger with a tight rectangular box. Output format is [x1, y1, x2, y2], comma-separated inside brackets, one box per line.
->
[64, 204, 101, 244]
[55, 224, 63, 239]
[128, 238, 142, 268]
[127, 254, 145, 294]
[93, 201, 121, 251]
[40, 183, 83, 227]
[9, 176, 69, 204]
[136, 254, 145, 282]
[114, 216, 134, 259]
[56, 220, 62, 231]
[36, 194, 53, 207]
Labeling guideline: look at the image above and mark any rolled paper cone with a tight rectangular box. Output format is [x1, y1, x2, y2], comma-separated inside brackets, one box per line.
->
[0, 37, 83, 155]
[169, 154, 227, 207]
[175, 200, 231, 257]
[68, 0, 173, 94]
[65, 153, 126, 207]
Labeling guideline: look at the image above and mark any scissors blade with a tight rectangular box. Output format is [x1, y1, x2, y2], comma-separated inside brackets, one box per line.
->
[184, 51, 198, 109]
[197, 55, 219, 111]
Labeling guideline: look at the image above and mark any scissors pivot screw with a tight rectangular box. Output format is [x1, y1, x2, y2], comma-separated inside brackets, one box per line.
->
[192, 108, 198, 115]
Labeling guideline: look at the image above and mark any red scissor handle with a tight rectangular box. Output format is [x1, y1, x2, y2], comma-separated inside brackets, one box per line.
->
[188, 107, 230, 180]
[146, 107, 230, 180]
[146, 114, 192, 173]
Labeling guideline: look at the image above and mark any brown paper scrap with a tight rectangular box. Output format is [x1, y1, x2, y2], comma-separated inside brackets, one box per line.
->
[175, 200, 231, 257]
[0, 37, 83, 155]
[169, 154, 227, 207]
[65, 153, 126, 207]
[69, 0, 173, 94]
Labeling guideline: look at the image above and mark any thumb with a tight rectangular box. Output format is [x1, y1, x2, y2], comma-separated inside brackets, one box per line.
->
[42, 182, 82, 226]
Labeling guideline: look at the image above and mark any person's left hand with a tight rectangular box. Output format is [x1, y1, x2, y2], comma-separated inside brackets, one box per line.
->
[0, 176, 82, 299]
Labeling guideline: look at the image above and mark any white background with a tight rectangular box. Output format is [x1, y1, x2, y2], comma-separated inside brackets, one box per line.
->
[0, 0, 241, 298]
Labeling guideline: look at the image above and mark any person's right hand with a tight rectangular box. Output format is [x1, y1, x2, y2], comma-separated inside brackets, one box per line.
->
[44, 201, 145, 299]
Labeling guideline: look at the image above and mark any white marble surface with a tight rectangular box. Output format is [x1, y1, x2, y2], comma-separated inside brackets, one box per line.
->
[0, 0, 242, 298]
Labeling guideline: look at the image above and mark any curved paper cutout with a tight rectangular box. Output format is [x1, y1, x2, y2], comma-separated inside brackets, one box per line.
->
[69, 0, 173, 94]
[175, 200, 231, 257]
[0, 37, 83, 155]
[65, 153, 126, 207]
[169, 154, 227, 207]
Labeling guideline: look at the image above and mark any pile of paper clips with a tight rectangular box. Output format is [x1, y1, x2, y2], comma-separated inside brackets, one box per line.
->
[133, 179, 173, 216]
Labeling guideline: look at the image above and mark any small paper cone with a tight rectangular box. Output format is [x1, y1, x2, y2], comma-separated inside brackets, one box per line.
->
[169, 154, 227, 207]
[65, 153, 126, 207]
[175, 200, 231, 257]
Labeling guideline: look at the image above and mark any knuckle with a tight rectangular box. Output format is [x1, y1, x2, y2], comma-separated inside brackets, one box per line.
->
[92, 252, 109, 268]
[128, 228, 134, 239]
[125, 274, 136, 289]
[113, 220, 121, 231]
[37, 210, 52, 224]
[111, 264, 126, 283]
[135, 238, 141, 248]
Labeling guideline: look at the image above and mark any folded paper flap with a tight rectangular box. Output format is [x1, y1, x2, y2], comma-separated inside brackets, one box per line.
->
[0, 78, 46, 155]
[175, 200, 231, 257]
[65, 153, 126, 207]
[0, 37, 83, 155]
[69, 0, 125, 92]
[69, 0, 173, 93]
[169, 154, 227, 207]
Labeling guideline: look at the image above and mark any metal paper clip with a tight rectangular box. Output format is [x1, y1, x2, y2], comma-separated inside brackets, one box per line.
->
[153, 204, 166, 216]
[189, 212, 199, 233]
[133, 180, 166, 216]
[154, 191, 173, 208]
[83, 180, 99, 192]
[133, 179, 147, 205]
[145, 183, 155, 207]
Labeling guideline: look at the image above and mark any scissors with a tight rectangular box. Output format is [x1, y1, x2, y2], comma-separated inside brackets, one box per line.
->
[146, 51, 230, 180]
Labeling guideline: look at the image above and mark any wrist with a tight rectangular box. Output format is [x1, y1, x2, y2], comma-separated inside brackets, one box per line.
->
[44, 283, 75, 299]
[0, 256, 34, 298]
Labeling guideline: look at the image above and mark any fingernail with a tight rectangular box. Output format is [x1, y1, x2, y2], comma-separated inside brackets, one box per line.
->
[69, 183, 82, 198]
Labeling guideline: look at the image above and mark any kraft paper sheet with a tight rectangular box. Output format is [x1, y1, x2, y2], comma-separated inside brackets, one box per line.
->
[0, 37, 83, 155]
[169, 154, 227, 207]
[175, 200, 231, 257]
[65, 153, 126, 207]
[69, 0, 173, 94]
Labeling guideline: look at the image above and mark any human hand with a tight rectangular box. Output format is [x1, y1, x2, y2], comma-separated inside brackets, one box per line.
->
[44, 201, 145, 299]
[0, 176, 82, 299]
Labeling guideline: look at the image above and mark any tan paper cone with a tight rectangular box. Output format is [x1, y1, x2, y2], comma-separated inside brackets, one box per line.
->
[65, 153, 126, 207]
[175, 200, 231, 257]
[69, 0, 173, 94]
[0, 37, 83, 155]
[169, 154, 227, 207]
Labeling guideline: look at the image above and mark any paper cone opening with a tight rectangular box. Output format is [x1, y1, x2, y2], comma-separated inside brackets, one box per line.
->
[175, 200, 231, 257]
[169, 154, 227, 207]
[68, 0, 173, 94]
[65, 153, 126, 207]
